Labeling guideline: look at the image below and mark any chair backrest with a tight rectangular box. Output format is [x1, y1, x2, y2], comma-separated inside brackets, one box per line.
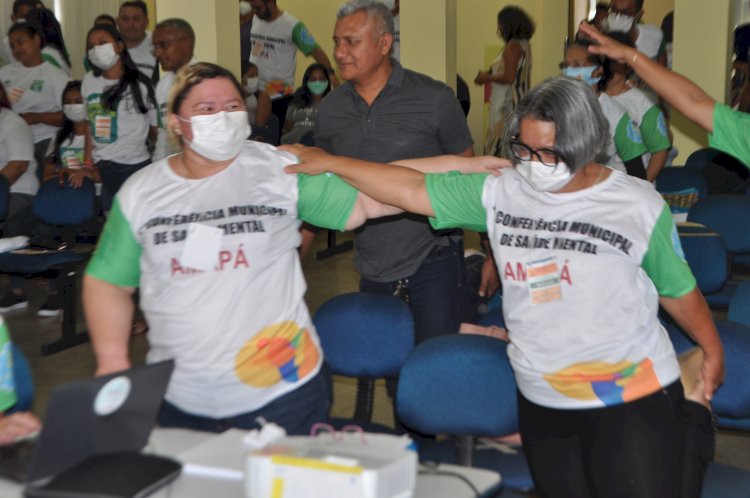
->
[312, 292, 414, 378]
[655, 167, 709, 200]
[32, 178, 95, 226]
[728, 281, 750, 326]
[0, 174, 9, 221]
[684, 147, 719, 169]
[710, 321, 750, 424]
[6, 343, 34, 413]
[397, 334, 518, 436]
[687, 195, 750, 254]
[678, 224, 728, 294]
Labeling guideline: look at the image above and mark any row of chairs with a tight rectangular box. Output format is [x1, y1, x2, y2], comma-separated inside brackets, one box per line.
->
[314, 292, 750, 496]
[0, 177, 95, 355]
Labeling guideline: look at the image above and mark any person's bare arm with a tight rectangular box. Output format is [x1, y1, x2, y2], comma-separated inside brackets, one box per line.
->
[19, 111, 64, 127]
[645, 149, 669, 182]
[256, 91, 272, 128]
[0, 160, 29, 185]
[0, 412, 41, 445]
[475, 41, 522, 86]
[660, 288, 724, 400]
[83, 275, 136, 376]
[310, 46, 340, 87]
[580, 22, 715, 134]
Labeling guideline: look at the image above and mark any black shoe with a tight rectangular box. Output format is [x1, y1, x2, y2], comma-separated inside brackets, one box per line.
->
[0, 292, 29, 312]
[37, 294, 62, 317]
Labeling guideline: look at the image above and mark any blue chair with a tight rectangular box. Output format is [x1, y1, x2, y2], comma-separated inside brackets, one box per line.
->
[0, 178, 95, 355]
[656, 167, 709, 199]
[397, 334, 534, 492]
[688, 195, 750, 273]
[0, 175, 9, 222]
[5, 344, 34, 413]
[685, 147, 720, 169]
[678, 224, 736, 308]
[313, 292, 414, 427]
[727, 281, 750, 326]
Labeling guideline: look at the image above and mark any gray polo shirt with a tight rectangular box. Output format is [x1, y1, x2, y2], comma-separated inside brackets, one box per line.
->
[315, 59, 474, 282]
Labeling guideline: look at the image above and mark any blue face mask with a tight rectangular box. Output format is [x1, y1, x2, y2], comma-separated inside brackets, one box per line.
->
[562, 66, 601, 87]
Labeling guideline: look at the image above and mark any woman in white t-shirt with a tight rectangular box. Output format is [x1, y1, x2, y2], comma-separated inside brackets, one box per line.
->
[284, 77, 723, 498]
[82, 23, 156, 213]
[0, 22, 69, 180]
[26, 7, 72, 76]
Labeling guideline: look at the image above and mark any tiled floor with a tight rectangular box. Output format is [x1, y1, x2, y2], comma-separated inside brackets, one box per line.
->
[5, 230, 749, 474]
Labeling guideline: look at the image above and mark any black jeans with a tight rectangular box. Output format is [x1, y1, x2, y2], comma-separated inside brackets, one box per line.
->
[98, 159, 151, 213]
[519, 381, 712, 498]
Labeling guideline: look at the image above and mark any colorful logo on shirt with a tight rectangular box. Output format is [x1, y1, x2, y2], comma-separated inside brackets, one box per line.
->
[30, 79, 44, 92]
[626, 119, 643, 144]
[543, 358, 660, 405]
[234, 321, 319, 387]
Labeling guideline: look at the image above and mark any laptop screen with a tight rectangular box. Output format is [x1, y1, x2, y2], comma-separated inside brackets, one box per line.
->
[26, 360, 174, 482]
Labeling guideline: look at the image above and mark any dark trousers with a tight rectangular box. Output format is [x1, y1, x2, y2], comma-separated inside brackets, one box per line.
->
[359, 238, 465, 345]
[270, 95, 293, 144]
[98, 159, 151, 213]
[157, 369, 331, 436]
[519, 381, 712, 498]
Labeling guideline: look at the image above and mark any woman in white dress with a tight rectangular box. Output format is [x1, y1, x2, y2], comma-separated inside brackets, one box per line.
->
[474, 6, 535, 157]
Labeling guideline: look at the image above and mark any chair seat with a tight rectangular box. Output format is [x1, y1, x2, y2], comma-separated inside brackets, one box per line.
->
[704, 282, 739, 309]
[0, 250, 85, 274]
[417, 439, 534, 491]
[702, 462, 750, 498]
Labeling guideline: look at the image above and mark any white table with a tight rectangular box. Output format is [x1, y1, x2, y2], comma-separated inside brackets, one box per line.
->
[0, 428, 502, 498]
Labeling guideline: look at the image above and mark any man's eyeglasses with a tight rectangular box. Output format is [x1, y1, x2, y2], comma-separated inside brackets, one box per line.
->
[509, 139, 563, 167]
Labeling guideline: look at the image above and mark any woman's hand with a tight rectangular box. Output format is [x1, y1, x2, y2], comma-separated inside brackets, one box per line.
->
[465, 156, 513, 176]
[0, 412, 41, 445]
[66, 169, 90, 188]
[474, 70, 491, 85]
[578, 22, 638, 64]
[280, 144, 334, 176]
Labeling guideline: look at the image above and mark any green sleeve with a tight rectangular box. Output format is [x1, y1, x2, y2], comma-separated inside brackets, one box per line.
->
[41, 53, 61, 69]
[85, 198, 142, 287]
[614, 114, 648, 161]
[425, 172, 488, 232]
[709, 103, 750, 167]
[639, 105, 671, 153]
[291, 22, 319, 56]
[297, 173, 358, 231]
[0, 319, 16, 412]
[641, 204, 696, 298]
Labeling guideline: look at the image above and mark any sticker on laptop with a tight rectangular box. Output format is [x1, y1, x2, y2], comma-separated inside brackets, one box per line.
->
[94, 376, 131, 416]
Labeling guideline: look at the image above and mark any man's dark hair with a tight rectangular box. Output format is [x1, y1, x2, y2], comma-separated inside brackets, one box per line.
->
[155, 18, 196, 43]
[119, 0, 148, 17]
[12, 0, 38, 17]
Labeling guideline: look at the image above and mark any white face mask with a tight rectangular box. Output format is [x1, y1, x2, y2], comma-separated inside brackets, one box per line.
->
[245, 77, 259, 95]
[604, 12, 636, 33]
[63, 104, 87, 123]
[88, 43, 119, 71]
[180, 111, 251, 161]
[515, 159, 572, 192]
[239, 1, 252, 16]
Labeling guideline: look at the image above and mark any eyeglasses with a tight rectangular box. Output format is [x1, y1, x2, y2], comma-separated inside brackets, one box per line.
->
[151, 37, 187, 53]
[509, 139, 563, 167]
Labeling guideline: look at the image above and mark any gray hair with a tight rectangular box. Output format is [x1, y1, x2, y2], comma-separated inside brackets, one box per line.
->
[337, 0, 394, 37]
[505, 77, 609, 173]
[155, 17, 195, 43]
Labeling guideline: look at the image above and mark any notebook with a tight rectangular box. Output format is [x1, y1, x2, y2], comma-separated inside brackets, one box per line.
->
[0, 360, 176, 485]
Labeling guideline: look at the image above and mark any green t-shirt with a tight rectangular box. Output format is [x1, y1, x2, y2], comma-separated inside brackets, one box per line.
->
[709, 103, 750, 167]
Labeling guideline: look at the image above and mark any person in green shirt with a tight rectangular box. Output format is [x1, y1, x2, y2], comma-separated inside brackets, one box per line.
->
[579, 21, 750, 168]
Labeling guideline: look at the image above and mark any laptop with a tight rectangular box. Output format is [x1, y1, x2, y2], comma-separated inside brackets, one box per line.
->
[0, 360, 179, 494]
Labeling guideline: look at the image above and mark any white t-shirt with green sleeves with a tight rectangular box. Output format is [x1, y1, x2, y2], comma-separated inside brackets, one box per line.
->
[82, 72, 156, 164]
[426, 169, 695, 409]
[598, 93, 646, 173]
[0, 316, 17, 412]
[0, 61, 70, 143]
[611, 88, 671, 160]
[86, 141, 357, 418]
[45, 134, 85, 169]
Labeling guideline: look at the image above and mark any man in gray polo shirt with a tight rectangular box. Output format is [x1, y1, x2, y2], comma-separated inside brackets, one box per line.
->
[315, 0, 496, 344]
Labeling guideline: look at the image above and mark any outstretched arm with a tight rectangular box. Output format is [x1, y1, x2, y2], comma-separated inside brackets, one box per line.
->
[660, 288, 724, 401]
[286, 146, 435, 218]
[579, 22, 716, 133]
